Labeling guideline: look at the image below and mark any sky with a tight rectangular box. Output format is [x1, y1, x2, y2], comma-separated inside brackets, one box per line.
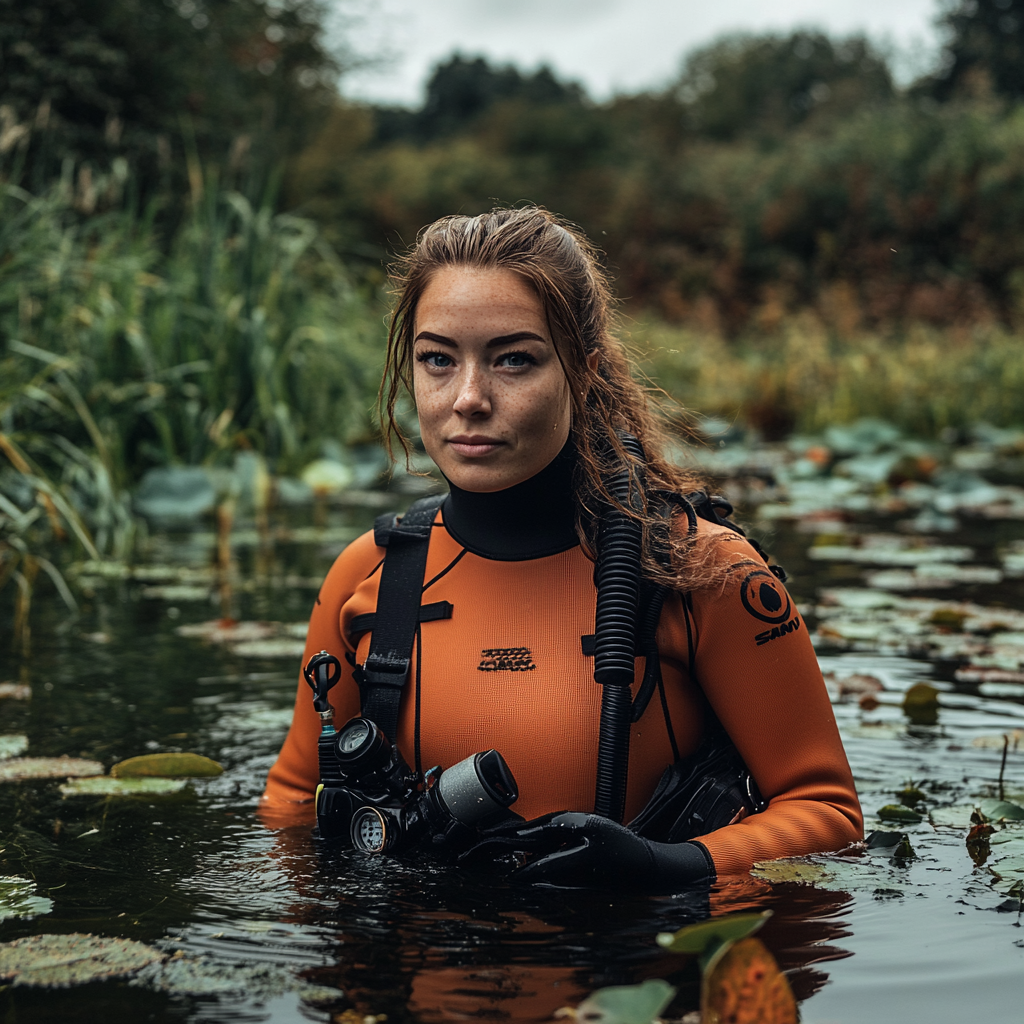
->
[337, 0, 944, 106]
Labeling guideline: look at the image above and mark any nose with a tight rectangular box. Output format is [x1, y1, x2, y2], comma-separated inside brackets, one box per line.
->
[452, 366, 492, 418]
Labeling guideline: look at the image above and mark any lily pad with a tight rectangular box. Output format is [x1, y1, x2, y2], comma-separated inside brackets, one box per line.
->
[656, 911, 771, 956]
[930, 805, 977, 828]
[877, 804, 923, 824]
[978, 799, 1024, 822]
[0, 932, 163, 987]
[0, 877, 53, 922]
[230, 638, 306, 659]
[0, 757, 104, 782]
[703, 937, 797, 1024]
[60, 776, 188, 797]
[110, 753, 223, 778]
[750, 860, 833, 885]
[569, 979, 676, 1024]
[131, 956, 341, 1003]
[0, 735, 29, 760]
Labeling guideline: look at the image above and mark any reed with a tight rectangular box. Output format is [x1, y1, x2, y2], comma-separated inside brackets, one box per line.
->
[634, 315, 1024, 438]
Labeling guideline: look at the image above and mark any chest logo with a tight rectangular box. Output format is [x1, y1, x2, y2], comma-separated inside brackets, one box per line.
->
[478, 648, 536, 672]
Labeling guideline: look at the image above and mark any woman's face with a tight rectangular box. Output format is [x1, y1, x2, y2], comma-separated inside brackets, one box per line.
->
[412, 265, 571, 493]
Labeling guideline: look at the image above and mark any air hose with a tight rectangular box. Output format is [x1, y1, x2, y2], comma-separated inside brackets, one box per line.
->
[592, 433, 646, 822]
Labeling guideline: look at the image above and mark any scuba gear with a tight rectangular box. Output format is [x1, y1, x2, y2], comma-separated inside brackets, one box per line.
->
[592, 433, 646, 822]
[311, 703, 521, 850]
[305, 442, 773, 868]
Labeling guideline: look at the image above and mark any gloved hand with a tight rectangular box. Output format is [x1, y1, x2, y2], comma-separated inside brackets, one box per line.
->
[461, 811, 714, 891]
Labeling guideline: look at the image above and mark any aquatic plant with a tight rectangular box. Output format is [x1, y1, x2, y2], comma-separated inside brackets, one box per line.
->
[636, 316, 1024, 438]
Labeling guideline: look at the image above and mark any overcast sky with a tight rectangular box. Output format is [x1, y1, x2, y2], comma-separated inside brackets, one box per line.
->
[337, 0, 944, 106]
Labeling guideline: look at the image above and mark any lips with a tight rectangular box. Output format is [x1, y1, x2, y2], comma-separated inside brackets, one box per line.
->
[447, 436, 504, 458]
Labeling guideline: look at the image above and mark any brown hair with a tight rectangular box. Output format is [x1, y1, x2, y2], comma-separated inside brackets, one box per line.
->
[380, 206, 719, 588]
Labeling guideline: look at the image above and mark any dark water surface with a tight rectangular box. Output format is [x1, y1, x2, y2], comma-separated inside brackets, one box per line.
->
[2, 498, 1024, 1023]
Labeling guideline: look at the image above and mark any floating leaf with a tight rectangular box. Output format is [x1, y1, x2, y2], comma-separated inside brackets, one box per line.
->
[0, 735, 28, 760]
[567, 979, 676, 1024]
[0, 877, 52, 922]
[929, 805, 976, 828]
[967, 823, 995, 866]
[60, 776, 188, 797]
[110, 753, 223, 778]
[0, 757, 104, 782]
[702, 937, 798, 1024]
[891, 836, 917, 864]
[978, 799, 1024, 822]
[230, 638, 306, 659]
[131, 955, 341, 1003]
[877, 804, 923, 824]
[865, 830, 908, 849]
[0, 932, 163, 987]
[656, 912, 771, 957]
[750, 860, 832, 885]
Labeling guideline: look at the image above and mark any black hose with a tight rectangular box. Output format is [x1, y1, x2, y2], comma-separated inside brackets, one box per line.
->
[593, 433, 646, 822]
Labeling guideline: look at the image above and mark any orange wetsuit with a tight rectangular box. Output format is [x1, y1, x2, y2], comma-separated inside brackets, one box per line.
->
[263, 473, 862, 876]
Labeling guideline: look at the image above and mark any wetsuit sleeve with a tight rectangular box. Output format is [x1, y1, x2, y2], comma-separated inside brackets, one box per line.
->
[260, 532, 379, 809]
[682, 530, 863, 875]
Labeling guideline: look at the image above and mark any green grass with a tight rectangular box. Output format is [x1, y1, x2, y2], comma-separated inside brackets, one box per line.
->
[634, 315, 1024, 438]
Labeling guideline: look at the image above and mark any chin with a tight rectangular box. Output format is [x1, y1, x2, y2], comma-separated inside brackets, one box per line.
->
[445, 463, 525, 493]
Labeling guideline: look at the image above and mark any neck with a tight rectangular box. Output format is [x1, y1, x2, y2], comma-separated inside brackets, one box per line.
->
[441, 439, 579, 560]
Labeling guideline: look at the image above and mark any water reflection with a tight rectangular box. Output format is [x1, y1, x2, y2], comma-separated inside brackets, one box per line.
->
[3, 494, 1024, 1021]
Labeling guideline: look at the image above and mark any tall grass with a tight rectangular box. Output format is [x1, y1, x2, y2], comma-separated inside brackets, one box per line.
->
[635, 316, 1024, 439]
[0, 165, 386, 640]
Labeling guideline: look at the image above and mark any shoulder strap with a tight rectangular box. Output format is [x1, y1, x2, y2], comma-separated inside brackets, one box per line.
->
[360, 494, 445, 741]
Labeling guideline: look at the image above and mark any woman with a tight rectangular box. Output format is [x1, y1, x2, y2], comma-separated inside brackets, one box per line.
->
[263, 207, 862, 888]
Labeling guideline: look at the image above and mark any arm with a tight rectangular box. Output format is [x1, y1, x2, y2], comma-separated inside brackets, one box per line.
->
[260, 532, 381, 810]
[680, 529, 863, 874]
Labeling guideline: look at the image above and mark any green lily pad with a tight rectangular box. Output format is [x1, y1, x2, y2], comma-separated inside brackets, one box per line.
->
[0, 932, 163, 987]
[60, 776, 188, 797]
[979, 799, 1024, 822]
[656, 911, 771, 955]
[131, 955, 342, 1003]
[750, 860, 833, 884]
[930, 805, 976, 828]
[0, 877, 53, 923]
[0, 735, 28, 760]
[0, 757, 104, 782]
[110, 753, 223, 778]
[571, 979, 676, 1024]
[877, 804, 923, 823]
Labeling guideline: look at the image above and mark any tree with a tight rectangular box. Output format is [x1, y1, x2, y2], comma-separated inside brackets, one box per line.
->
[933, 0, 1024, 99]
[0, 0, 343, 188]
[675, 31, 894, 141]
[374, 54, 586, 143]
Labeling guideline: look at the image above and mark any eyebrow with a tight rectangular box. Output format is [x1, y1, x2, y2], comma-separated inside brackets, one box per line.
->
[414, 330, 548, 348]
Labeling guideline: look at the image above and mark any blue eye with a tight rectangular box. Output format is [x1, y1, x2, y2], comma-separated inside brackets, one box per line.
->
[418, 351, 453, 368]
[499, 351, 535, 368]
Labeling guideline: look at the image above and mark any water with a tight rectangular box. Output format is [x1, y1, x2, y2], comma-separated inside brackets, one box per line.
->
[2, 497, 1024, 1022]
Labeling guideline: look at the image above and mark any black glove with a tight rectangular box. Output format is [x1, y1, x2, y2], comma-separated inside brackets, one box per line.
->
[462, 811, 714, 891]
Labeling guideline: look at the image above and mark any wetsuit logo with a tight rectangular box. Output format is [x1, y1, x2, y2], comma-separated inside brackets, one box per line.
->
[755, 616, 801, 646]
[478, 648, 536, 672]
[739, 568, 792, 625]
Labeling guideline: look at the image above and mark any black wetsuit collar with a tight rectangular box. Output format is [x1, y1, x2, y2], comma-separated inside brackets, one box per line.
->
[441, 440, 579, 561]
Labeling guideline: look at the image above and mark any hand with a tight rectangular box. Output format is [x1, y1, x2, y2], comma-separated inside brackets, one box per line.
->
[509, 813, 714, 891]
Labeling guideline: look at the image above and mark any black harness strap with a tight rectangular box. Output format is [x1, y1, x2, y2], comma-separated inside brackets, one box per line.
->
[360, 494, 445, 741]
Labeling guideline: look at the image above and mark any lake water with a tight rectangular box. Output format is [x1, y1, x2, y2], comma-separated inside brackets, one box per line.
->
[3, 453, 1024, 1022]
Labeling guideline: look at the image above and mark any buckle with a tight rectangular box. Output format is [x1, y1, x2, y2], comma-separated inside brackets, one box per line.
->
[362, 652, 410, 688]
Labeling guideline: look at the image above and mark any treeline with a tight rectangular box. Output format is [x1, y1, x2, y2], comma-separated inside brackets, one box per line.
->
[290, 4, 1024, 331]
[8, 0, 1024, 331]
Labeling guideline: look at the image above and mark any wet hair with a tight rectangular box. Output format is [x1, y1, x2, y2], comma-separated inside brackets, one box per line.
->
[381, 206, 719, 588]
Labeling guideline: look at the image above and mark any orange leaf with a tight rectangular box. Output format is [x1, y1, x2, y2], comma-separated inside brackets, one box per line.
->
[701, 937, 797, 1024]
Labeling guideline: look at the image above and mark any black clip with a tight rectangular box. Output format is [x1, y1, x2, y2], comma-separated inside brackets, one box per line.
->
[304, 650, 341, 712]
[361, 652, 411, 689]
